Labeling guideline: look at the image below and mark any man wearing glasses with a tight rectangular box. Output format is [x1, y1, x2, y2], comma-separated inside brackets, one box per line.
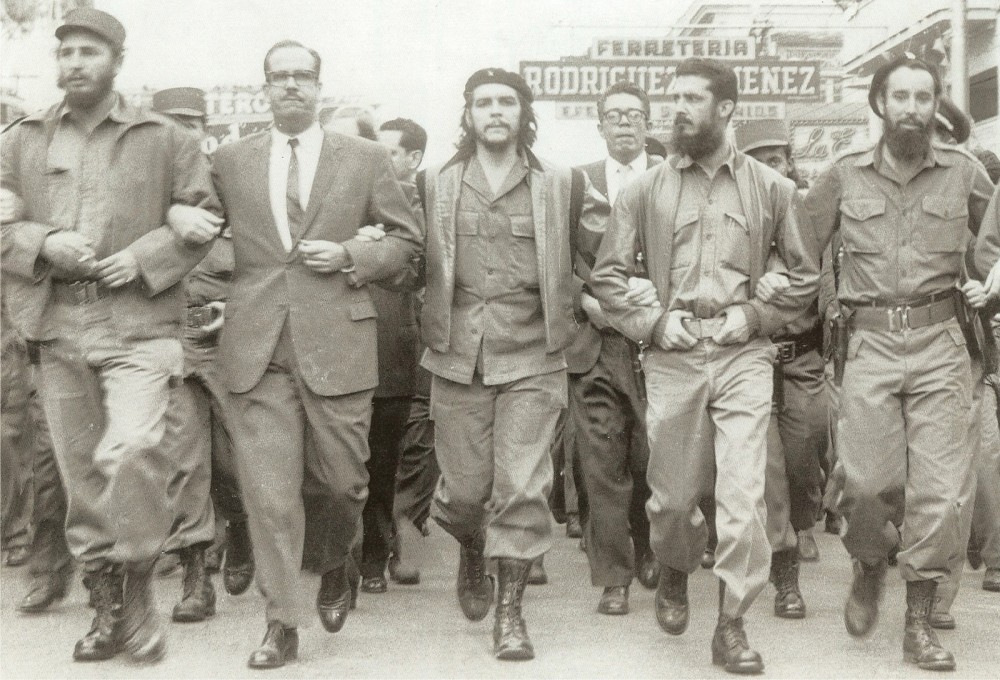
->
[571, 81, 660, 616]
[183, 40, 422, 669]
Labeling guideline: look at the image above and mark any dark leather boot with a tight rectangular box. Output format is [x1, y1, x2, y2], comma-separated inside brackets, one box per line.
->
[655, 566, 689, 635]
[19, 566, 73, 613]
[712, 614, 764, 674]
[598, 585, 629, 615]
[456, 533, 493, 621]
[317, 564, 351, 633]
[771, 548, 806, 619]
[636, 548, 661, 590]
[903, 580, 956, 671]
[248, 621, 298, 670]
[493, 558, 534, 661]
[120, 561, 167, 664]
[172, 545, 217, 622]
[527, 555, 548, 585]
[73, 564, 124, 662]
[223, 520, 254, 596]
[844, 558, 887, 637]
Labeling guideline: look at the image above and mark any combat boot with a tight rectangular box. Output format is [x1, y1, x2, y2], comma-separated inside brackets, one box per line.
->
[223, 520, 254, 596]
[655, 566, 689, 635]
[73, 564, 124, 662]
[903, 580, 956, 671]
[121, 561, 167, 664]
[493, 558, 534, 660]
[172, 544, 217, 622]
[712, 581, 764, 674]
[844, 558, 887, 637]
[456, 533, 493, 621]
[770, 548, 806, 619]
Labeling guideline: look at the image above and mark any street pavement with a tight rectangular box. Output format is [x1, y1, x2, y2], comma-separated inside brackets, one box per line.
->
[2, 528, 998, 678]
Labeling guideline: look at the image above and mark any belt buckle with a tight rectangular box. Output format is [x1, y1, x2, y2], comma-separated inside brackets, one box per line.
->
[776, 341, 796, 363]
[887, 306, 910, 332]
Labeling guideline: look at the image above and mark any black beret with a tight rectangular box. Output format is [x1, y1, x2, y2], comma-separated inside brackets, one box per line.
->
[55, 8, 126, 49]
[935, 96, 971, 144]
[464, 68, 533, 104]
[868, 52, 941, 118]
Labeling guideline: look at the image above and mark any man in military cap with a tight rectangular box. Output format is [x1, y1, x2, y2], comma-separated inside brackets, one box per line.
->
[153, 87, 255, 622]
[733, 118, 827, 621]
[0, 7, 220, 664]
[806, 53, 994, 671]
[419, 67, 606, 660]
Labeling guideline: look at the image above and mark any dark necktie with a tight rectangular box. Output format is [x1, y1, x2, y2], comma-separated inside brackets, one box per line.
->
[287, 137, 303, 240]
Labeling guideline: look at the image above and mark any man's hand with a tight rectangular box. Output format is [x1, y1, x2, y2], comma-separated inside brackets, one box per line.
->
[756, 272, 791, 304]
[95, 250, 141, 288]
[625, 277, 660, 307]
[355, 224, 386, 242]
[297, 239, 350, 273]
[0, 187, 25, 224]
[713, 306, 751, 345]
[580, 292, 609, 329]
[655, 309, 697, 350]
[984, 260, 1000, 300]
[167, 204, 223, 245]
[40, 231, 98, 277]
[961, 279, 989, 309]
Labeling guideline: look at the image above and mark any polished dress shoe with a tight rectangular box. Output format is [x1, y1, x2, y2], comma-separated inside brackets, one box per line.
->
[361, 574, 388, 593]
[4, 545, 30, 567]
[457, 534, 493, 621]
[636, 550, 660, 590]
[712, 614, 764, 674]
[74, 565, 125, 662]
[797, 529, 819, 562]
[19, 568, 72, 613]
[248, 621, 298, 670]
[317, 566, 352, 632]
[983, 567, 1000, 592]
[527, 555, 548, 585]
[223, 521, 254, 596]
[844, 559, 887, 637]
[655, 567, 689, 635]
[904, 580, 955, 671]
[598, 586, 629, 615]
[565, 514, 582, 539]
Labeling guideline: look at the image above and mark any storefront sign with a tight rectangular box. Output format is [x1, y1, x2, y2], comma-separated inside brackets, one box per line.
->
[591, 37, 755, 60]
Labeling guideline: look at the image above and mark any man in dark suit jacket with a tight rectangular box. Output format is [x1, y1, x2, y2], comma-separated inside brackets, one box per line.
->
[203, 40, 421, 670]
[571, 81, 661, 617]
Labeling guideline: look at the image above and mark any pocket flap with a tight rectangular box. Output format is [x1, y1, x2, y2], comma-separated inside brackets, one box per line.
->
[349, 300, 378, 321]
[510, 216, 536, 238]
[676, 210, 699, 228]
[945, 325, 967, 347]
[841, 199, 886, 221]
[922, 196, 968, 221]
[725, 212, 749, 232]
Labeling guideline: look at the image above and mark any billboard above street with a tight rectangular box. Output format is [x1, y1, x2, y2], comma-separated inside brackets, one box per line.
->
[590, 37, 756, 60]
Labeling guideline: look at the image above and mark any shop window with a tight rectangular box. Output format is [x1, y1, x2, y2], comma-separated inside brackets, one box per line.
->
[970, 67, 998, 122]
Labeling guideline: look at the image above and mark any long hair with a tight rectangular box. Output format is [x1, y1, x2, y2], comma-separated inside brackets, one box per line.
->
[455, 90, 537, 156]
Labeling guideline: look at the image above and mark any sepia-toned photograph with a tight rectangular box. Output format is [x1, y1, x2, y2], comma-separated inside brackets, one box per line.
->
[1, 0, 998, 677]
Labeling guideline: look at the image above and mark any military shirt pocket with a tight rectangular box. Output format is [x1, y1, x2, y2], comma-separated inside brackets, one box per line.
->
[349, 300, 378, 321]
[671, 211, 700, 270]
[720, 211, 750, 273]
[509, 215, 539, 287]
[840, 198, 887, 254]
[456, 211, 480, 236]
[917, 196, 967, 253]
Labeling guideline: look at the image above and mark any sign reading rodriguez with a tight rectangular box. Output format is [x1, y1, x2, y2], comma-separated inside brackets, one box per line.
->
[520, 60, 822, 102]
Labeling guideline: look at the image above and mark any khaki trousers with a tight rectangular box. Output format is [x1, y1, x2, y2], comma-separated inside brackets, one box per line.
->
[644, 338, 775, 619]
[430, 370, 565, 560]
[838, 320, 973, 582]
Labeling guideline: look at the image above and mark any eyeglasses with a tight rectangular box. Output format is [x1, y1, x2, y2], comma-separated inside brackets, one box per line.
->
[265, 70, 319, 86]
[603, 109, 647, 126]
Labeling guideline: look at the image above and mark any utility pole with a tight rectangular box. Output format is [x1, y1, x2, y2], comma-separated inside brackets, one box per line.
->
[950, 0, 968, 110]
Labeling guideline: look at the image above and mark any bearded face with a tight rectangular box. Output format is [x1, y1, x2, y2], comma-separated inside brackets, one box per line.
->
[668, 75, 729, 161]
[878, 66, 938, 164]
[56, 32, 120, 109]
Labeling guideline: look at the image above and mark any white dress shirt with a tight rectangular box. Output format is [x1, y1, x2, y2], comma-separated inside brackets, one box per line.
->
[269, 123, 323, 251]
[605, 153, 648, 205]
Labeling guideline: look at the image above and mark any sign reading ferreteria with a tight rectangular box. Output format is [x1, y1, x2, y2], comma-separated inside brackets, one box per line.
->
[590, 37, 756, 60]
[521, 59, 822, 102]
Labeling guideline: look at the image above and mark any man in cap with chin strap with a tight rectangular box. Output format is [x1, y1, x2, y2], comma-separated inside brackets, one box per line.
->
[0, 8, 220, 664]
[806, 53, 993, 671]
[419, 67, 606, 660]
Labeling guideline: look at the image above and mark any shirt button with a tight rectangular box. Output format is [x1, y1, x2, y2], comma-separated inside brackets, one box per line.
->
[705, 234, 713, 241]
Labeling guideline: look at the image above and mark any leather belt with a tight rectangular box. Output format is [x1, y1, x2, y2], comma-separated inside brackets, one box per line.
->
[53, 281, 110, 305]
[847, 291, 958, 332]
[772, 325, 823, 364]
[682, 317, 725, 339]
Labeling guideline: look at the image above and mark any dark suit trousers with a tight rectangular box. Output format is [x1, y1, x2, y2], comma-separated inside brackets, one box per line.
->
[229, 322, 372, 627]
[394, 390, 439, 532]
[573, 331, 652, 587]
[360, 396, 410, 576]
